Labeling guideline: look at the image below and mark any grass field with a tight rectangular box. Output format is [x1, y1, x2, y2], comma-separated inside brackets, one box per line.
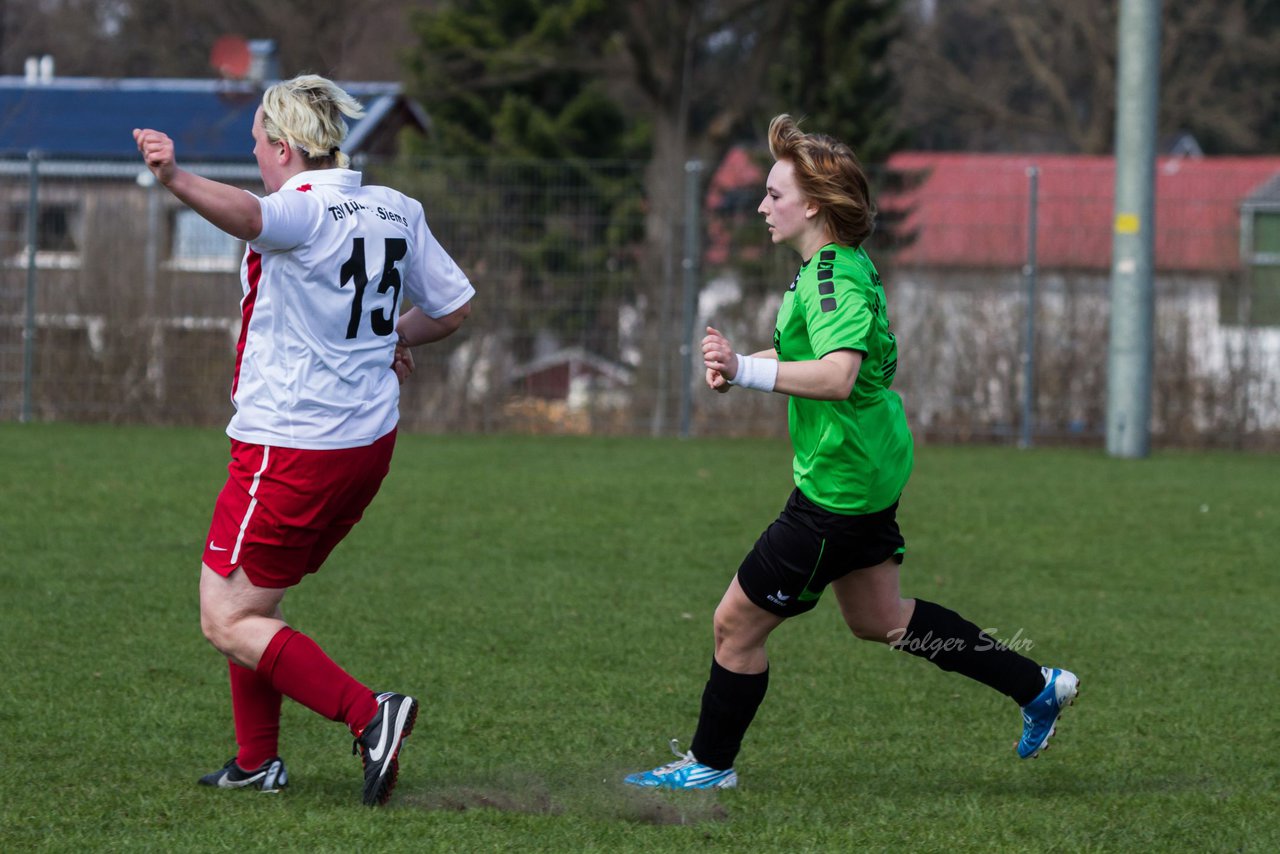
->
[1, 423, 1277, 852]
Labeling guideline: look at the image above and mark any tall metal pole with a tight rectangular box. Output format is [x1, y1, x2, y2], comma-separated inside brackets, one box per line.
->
[21, 150, 40, 423]
[1106, 0, 1161, 457]
[678, 158, 703, 439]
[1019, 165, 1040, 449]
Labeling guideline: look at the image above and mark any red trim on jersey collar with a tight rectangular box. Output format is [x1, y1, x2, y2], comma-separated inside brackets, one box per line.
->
[279, 169, 361, 193]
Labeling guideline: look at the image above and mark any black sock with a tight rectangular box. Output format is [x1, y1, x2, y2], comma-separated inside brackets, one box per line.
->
[895, 599, 1046, 706]
[689, 658, 769, 770]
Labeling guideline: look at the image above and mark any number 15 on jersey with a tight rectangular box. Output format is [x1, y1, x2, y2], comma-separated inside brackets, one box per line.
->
[340, 237, 407, 339]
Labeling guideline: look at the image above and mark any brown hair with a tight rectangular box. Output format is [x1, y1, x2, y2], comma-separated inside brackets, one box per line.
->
[767, 114, 875, 248]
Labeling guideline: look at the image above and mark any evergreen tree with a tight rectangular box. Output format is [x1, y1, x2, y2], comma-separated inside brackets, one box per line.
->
[394, 1, 650, 369]
[764, 0, 915, 260]
[402, 1, 841, 433]
[403, 0, 644, 161]
[768, 0, 906, 166]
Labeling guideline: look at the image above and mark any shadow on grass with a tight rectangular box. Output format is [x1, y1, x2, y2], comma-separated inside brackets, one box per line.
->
[402, 782, 560, 816]
[396, 767, 731, 826]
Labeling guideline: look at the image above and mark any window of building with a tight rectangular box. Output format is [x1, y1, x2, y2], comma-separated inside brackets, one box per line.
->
[5, 202, 82, 268]
[168, 209, 242, 272]
[1223, 208, 1280, 326]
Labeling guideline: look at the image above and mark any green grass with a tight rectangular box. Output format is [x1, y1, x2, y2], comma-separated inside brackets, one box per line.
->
[1, 423, 1277, 852]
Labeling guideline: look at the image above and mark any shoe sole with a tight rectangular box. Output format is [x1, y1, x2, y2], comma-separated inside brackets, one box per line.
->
[365, 698, 419, 806]
[1025, 678, 1081, 759]
[624, 779, 738, 790]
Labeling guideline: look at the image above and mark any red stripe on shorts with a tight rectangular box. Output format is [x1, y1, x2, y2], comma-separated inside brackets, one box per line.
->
[230, 445, 271, 566]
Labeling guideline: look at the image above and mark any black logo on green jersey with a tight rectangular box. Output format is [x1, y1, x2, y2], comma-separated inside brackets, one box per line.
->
[817, 249, 837, 312]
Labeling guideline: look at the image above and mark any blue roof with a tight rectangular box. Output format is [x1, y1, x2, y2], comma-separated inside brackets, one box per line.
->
[0, 77, 407, 161]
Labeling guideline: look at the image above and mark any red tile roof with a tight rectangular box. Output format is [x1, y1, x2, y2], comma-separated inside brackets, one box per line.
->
[882, 152, 1280, 272]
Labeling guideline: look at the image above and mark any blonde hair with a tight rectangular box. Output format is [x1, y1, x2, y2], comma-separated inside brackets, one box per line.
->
[767, 114, 875, 248]
[261, 74, 366, 169]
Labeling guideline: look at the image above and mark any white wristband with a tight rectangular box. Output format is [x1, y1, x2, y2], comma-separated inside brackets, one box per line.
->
[729, 354, 778, 392]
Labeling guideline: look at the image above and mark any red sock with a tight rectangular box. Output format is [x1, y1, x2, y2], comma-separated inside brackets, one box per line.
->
[257, 627, 378, 735]
[229, 660, 282, 771]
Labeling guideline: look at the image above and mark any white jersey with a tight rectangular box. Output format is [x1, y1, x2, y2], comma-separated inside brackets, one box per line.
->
[227, 169, 473, 450]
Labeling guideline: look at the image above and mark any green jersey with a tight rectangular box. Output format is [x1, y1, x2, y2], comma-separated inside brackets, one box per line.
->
[772, 243, 913, 514]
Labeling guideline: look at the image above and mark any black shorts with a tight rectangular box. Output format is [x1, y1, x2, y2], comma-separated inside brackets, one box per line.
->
[736, 488, 905, 617]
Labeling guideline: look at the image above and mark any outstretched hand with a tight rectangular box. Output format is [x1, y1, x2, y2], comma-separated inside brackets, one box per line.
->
[133, 128, 177, 185]
[702, 325, 738, 392]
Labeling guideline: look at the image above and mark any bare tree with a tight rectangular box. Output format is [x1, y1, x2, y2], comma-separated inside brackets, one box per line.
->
[1, 0, 129, 75]
[1, 0, 422, 81]
[894, 0, 1280, 154]
[617, 1, 792, 432]
[1159, 0, 1279, 153]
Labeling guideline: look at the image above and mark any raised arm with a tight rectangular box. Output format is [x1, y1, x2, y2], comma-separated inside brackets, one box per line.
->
[133, 128, 263, 242]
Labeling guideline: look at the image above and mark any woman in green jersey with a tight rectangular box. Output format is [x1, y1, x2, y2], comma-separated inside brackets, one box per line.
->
[625, 115, 1079, 791]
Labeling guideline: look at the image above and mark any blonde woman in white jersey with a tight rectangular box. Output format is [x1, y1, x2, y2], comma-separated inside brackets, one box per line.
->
[134, 74, 473, 807]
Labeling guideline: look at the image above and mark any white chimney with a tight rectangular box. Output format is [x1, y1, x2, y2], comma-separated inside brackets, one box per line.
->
[24, 56, 38, 84]
[247, 40, 279, 83]
[38, 55, 54, 83]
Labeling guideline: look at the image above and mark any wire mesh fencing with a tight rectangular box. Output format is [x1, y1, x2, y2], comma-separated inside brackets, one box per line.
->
[2, 152, 1277, 448]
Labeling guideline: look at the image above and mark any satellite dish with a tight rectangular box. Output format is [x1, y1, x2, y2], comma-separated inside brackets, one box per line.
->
[210, 35, 251, 79]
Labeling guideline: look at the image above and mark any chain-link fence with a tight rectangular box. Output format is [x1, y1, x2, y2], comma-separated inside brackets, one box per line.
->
[2, 153, 1277, 448]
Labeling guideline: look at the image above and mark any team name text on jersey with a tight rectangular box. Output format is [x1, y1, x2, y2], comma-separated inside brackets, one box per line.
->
[326, 200, 410, 227]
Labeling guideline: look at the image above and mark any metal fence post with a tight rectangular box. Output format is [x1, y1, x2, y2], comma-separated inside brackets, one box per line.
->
[21, 150, 40, 423]
[1019, 165, 1040, 448]
[141, 170, 163, 397]
[678, 158, 703, 439]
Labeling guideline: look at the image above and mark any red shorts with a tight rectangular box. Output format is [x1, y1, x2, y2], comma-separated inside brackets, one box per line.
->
[202, 429, 397, 588]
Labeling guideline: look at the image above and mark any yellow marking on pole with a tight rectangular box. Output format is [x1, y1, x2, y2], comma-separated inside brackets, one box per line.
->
[1115, 213, 1140, 234]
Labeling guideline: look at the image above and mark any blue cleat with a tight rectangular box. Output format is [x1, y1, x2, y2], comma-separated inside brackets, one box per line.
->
[1017, 667, 1079, 759]
[624, 739, 738, 790]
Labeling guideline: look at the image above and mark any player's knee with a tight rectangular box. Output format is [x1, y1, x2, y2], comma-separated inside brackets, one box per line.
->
[842, 595, 912, 644]
[199, 615, 224, 652]
[712, 601, 772, 660]
[843, 612, 897, 643]
[848, 623, 888, 642]
[199, 606, 236, 656]
[711, 604, 743, 650]
[711, 618, 728, 654]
